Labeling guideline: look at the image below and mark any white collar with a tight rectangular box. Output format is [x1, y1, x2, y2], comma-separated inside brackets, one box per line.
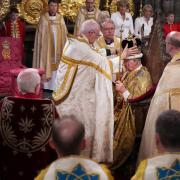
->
[134, 64, 142, 71]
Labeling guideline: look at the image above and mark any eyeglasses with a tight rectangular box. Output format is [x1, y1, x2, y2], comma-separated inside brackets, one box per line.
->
[89, 31, 101, 37]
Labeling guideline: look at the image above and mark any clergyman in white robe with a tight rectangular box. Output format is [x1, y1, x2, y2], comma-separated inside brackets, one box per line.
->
[52, 35, 120, 163]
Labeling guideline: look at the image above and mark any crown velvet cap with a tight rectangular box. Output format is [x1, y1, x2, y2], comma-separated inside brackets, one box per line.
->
[122, 36, 141, 49]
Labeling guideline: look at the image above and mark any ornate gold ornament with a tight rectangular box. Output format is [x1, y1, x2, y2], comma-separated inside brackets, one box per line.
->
[0, 0, 10, 21]
[59, 0, 84, 22]
[17, 0, 100, 24]
[17, 0, 48, 25]
[128, 0, 134, 16]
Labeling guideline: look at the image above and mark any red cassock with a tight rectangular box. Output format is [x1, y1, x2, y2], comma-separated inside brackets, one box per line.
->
[1, 18, 25, 42]
[163, 23, 180, 38]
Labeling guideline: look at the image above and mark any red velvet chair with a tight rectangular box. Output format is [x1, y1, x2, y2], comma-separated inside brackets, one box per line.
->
[0, 96, 57, 180]
[128, 85, 156, 103]
[129, 85, 156, 136]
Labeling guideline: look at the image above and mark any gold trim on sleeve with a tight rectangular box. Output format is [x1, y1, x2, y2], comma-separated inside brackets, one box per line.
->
[52, 63, 78, 102]
[61, 55, 112, 80]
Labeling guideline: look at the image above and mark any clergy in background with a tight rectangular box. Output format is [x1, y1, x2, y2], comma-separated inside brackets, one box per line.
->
[74, 0, 101, 36]
[33, 0, 67, 91]
[95, 18, 121, 58]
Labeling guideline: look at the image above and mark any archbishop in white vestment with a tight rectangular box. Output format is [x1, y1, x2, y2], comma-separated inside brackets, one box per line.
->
[52, 33, 121, 162]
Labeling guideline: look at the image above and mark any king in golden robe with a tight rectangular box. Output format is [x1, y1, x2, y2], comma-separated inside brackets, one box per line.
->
[111, 52, 153, 169]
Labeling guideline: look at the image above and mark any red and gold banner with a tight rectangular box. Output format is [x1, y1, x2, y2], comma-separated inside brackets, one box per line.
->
[0, 37, 24, 94]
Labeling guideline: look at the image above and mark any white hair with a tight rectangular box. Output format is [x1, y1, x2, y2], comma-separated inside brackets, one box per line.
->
[100, 18, 115, 28]
[17, 68, 41, 94]
[97, 11, 110, 24]
[80, 19, 100, 34]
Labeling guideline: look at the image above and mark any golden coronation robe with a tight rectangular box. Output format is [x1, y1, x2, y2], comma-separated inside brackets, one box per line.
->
[52, 35, 120, 163]
[33, 12, 67, 88]
[138, 52, 180, 162]
[112, 65, 152, 169]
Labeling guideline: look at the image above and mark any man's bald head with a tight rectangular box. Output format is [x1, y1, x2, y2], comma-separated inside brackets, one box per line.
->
[166, 31, 180, 47]
[165, 31, 180, 57]
[52, 115, 85, 156]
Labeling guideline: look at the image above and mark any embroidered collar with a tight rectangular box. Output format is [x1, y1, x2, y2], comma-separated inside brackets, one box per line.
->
[171, 52, 180, 63]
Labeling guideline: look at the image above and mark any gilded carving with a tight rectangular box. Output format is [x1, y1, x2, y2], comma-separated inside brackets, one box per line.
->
[0, 0, 10, 21]
[17, 0, 100, 24]
[17, 0, 48, 25]
[59, 0, 84, 22]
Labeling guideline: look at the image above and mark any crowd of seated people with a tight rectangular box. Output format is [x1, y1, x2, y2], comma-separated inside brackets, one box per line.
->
[0, 0, 180, 180]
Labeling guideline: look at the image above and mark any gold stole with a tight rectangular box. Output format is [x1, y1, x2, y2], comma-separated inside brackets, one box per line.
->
[44, 13, 66, 71]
